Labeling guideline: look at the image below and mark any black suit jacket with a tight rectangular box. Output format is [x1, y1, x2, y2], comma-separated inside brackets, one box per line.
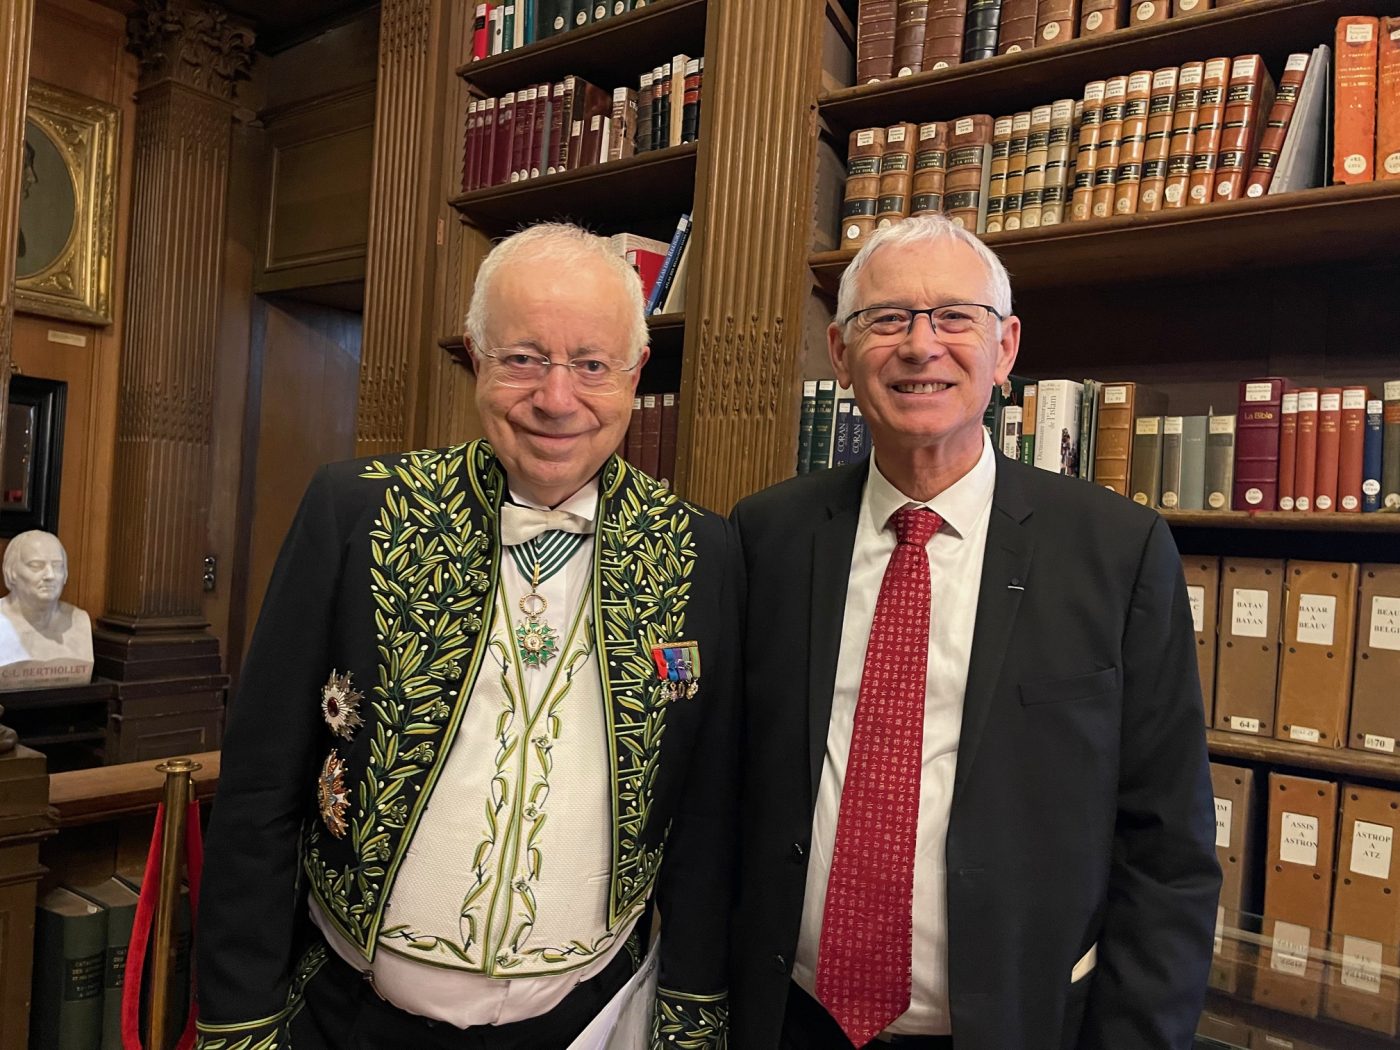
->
[730, 453, 1220, 1050]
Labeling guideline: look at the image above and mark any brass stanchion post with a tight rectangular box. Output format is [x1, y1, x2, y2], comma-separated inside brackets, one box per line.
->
[150, 757, 200, 1049]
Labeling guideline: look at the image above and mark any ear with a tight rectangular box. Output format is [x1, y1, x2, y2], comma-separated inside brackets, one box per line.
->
[458, 335, 479, 377]
[828, 321, 853, 389]
[992, 314, 1021, 386]
[629, 344, 651, 394]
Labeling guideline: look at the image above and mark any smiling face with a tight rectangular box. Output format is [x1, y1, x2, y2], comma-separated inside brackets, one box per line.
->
[829, 236, 1020, 496]
[473, 253, 647, 507]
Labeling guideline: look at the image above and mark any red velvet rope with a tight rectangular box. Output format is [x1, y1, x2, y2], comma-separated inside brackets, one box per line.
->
[121, 799, 205, 1050]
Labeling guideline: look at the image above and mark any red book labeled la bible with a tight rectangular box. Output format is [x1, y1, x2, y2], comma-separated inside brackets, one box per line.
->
[1234, 377, 1289, 511]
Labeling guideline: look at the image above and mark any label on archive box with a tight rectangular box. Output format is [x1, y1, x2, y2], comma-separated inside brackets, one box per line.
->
[1289, 725, 1321, 743]
[1245, 382, 1275, 402]
[1214, 797, 1232, 848]
[1271, 921, 1311, 976]
[1351, 820, 1394, 880]
[1231, 589, 1269, 638]
[1347, 22, 1375, 43]
[1280, 812, 1319, 866]
[1364, 733, 1397, 754]
[1103, 385, 1127, 405]
[1372, 596, 1400, 651]
[1187, 587, 1205, 632]
[1295, 594, 1336, 646]
[1341, 936, 1383, 994]
[1229, 716, 1261, 734]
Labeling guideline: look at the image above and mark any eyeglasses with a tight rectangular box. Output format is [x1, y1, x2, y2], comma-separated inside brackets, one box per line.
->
[476, 347, 639, 392]
[843, 303, 1004, 338]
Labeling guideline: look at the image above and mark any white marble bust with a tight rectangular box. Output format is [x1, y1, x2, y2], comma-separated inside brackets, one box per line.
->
[0, 531, 93, 690]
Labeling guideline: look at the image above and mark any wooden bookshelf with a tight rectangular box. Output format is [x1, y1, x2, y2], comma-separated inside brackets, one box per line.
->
[818, 0, 1395, 135]
[450, 141, 698, 238]
[455, 0, 707, 96]
[1207, 730, 1400, 784]
[1162, 510, 1400, 533]
[810, 182, 1400, 294]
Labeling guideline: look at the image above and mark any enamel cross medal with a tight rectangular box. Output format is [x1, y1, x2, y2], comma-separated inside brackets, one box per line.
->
[515, 561, 559, 668]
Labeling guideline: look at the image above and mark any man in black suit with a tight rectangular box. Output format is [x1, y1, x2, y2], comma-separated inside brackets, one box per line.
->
[731, 214, 1219, 1050]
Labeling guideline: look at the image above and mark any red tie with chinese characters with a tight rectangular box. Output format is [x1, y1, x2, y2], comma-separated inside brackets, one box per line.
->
[816, 506, 942, 1048]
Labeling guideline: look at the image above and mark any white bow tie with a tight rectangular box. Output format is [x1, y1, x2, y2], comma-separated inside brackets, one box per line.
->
[499, 503, 596, 546]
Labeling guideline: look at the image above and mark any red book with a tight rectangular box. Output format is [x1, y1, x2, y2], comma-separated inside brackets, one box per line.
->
[640, 394, 662, 476]
[625, 249, 665, 299]
[492, 91, 516, 186]
[625, 396, 643, 466]
[1232, 377, 1289, 511]
[462, 99, 479, 192]
[1277, 391, 1299, 510]
[1293, 388, 1319, 511]
[1338, 387, 1369, 512]
[659, 392, 680, 485]
[1313, 388, 1342, 512]
[529, 82, 551, 177]
[476, 97, 498, 189]
[510, 86, 537, 181]
[471, 3, 492, 62]
[1334, 16, 1379, 184]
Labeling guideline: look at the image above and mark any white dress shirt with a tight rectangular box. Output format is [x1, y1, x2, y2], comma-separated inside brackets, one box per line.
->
[792, 432, 996, 1036]
[312, 477, 637, 1026]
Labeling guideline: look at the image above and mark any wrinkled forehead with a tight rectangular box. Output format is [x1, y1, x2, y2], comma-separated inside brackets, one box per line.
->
[14, 535, 64, 563]
[856, 238, 997, 307]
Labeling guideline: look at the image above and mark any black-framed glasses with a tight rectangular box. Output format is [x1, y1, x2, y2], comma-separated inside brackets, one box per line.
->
[476, 347, 639, 392]
[843, 303, 1004, 338]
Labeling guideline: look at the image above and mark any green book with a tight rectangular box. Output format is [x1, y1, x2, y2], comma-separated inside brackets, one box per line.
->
[31, 887, 107, 1050]
[797, 380, 818, 475]
[74, 878, 141, 1050]
[809, 379, 838, 471]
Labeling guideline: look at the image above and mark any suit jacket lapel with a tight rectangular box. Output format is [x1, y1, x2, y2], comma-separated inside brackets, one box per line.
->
[955, 457, 1036, 798]
[807, 463, 868, 807]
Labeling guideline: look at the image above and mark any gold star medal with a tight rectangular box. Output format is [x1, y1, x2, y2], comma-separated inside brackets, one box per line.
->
[317, 751, 350, 837]
[320, 670, 364, 739]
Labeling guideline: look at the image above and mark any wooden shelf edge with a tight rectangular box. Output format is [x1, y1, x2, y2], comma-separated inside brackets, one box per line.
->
[455, 0, 705, 83]
[1163, 509, 1400, 532]
[1207, 730, 1400, 781]
[647, 310, 684, 330]
[450, 142, 699, 213]
[50, 751, 222, 827]
[809, 182, 1400, 293]
[818, 0, 1371, 125]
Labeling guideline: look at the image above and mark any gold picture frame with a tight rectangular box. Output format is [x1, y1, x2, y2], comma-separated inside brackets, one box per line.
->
[15, 80, 119, 326]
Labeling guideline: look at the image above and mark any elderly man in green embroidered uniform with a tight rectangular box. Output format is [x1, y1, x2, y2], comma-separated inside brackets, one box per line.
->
[196, 223, 740, 1050]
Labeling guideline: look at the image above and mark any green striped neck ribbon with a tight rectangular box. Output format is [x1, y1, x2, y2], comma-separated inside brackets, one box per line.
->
[507, 530, 588, 586]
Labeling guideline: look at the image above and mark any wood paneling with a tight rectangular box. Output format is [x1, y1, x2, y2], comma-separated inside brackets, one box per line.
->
[0, 0, 35, 469]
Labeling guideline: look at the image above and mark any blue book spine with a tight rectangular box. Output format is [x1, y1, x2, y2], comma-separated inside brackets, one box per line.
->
[832, 400, 852, 466]
[523, 0, 535, 44]
[1364, 397, 1383, 512]
[849, 406, 870, 462]
[646, 213, 690, 314]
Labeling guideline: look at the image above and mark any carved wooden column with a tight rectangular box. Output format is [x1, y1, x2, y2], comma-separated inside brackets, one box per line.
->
[94, 1, 252, 754]
[678, 0, 825, 513]
[0, 0, 35, 454]
[357, 0, 453, 456]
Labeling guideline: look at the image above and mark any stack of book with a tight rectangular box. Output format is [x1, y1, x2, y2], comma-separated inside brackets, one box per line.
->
[838, 15, 1400, 247]
[469, 0, 657, 59]
[622, 391, 681, 484]
[1206, 762, 1400, 1036]
[612, 214, 690, 315]
[795, 381, 874, 474]
[854, 0, 1316, 85]
[461, 57, 703, 193]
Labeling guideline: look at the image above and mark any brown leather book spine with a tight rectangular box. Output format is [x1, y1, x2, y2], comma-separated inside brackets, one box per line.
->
[1379, 16, 1400, 180]
[1187, 56, 1231, 206]
[1214, 54, 1273, 202]
[1163, 60, 1204, 208]
[1215, 557, 1285, 735]
[1020, 103, 1053, 227]
[1092, 382, 1138, 494]
[944, 114, 994, 229]
[1293, 389, 1319, 512]
[1034, 0, 1078, 46]
[1172, 0, 1212, 14]
[894, 0, 930, 76]
[858, 0, 898, 84]
[1130, 0, 1169, 25]
[658, 392, 679, 484]
[1277, 560, 1358, 747]
[1277, 391, 1299, 511]
[1039, 98, 1076, 224]
[1079, 0, 1122, 36]
[1071, 80, 1106, 220]
[997, 0, 1038, 54]
[1113, 70, 1154, 215]
[1334, 16, 1379, 183]
[634, 72, 653, 158]
[876, 122, 918, 230]
[984, 115, 1016, 233]
[922, 0, 967, 72]
[842, 126, 887, 250]
[911, 121, 949, 214]
[625, 395, 643, 465]
[1091, 75, 1127, 219]
[551, 78, 575, 172]
[1339, 386, 1369, 513]
[1313, 389, 1342, 513]
[1245, 53, 1310, 198]
[1138, 66, 1179, 212]
[1001, 111, 1031, 230]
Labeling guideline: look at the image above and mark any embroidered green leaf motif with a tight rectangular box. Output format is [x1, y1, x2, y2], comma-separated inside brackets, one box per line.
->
[651, 990, 729, 1050]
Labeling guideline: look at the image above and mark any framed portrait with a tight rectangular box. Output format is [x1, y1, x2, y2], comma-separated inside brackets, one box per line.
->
[1, 376, 67, 538]
[15, 80, 119, 326]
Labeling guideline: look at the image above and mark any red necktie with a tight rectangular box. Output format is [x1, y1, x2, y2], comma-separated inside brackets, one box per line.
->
[816, 505, 942, 1047]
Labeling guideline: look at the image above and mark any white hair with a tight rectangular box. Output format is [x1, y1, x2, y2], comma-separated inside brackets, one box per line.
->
[465, 222, 649, 363]
[835, 214, 1013, 326]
